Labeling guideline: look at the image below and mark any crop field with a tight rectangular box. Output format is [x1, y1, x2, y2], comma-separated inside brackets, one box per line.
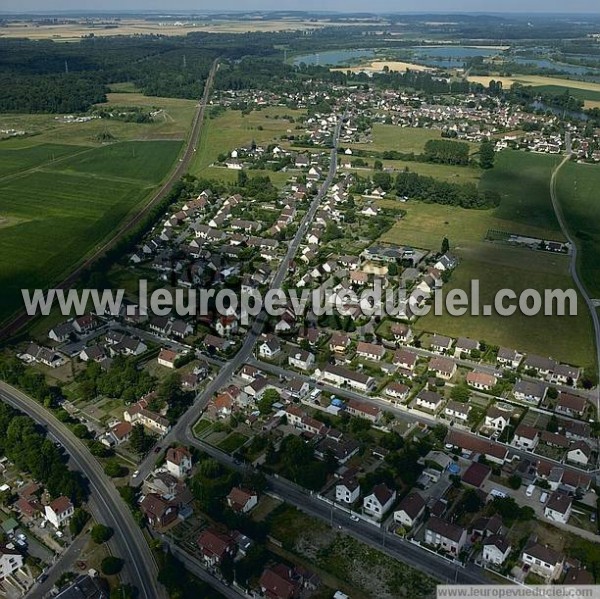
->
[467, 74, 600, 98]
[379, 150, 595, 368]
[382, 159, 481, 185]
[189, 106, 306, 185]
[0, 139, 181, 324]
[555, 161, 600, 298]
[0, 143, 87, 179]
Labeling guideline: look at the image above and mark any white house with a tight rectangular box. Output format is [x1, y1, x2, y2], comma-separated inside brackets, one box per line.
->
[482, 535, 511, 566]
[288, 350, 315, 372]
[393, 492, 425, 529]
[425, 517, 467, 554]
[512, 425, 540, 451]
[356, 342, 386, 362]
[336, 478, 360, 505]
[567, 441, 592, 466]
[429, 357, 457, 380]
[484, 407, 511, 433]
[258, 335, 281, 359]
[445, 400, 471, 422]
[544, 492, 572, 524]
[0, 546, 24, 580]
[521, 543, 564, 581]
[165, 446, 193, 479]
[226, 487, 258, 514]
[497, 347, 522, 369]
[363, 484, 396, 520]
[415, 390, 444, 414]
[158, 348, 179, 369]
[45, 496, 74, 529]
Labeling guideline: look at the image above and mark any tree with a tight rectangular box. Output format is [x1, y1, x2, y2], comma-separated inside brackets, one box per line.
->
[547, 387, 559, 400]
[104, 460, 127, 478]
[441, 237, 450, 254]
[91, 523, 113, 544]
[101, 556, 124, 576]
[479, 140, 495, 169]
[373, 159, 383, 171]
[508, 474, 522, 489]
[258, 389, 280, 415]
[129, 424, 154, 456]
[69, 508, 90, 535]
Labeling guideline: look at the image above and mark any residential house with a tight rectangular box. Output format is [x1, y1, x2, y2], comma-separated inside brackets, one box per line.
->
[454, 337, 479, 357]
[514, 380, 546, 404]
[496, 347, 522, 369]
[259, 564, 300, 599]
[393, 492, 426, 529]
[0, 546, 24, 580]
[288, 350, 315, 372]
[446, 430, 508, 465]
[345, 399, 381, 422]
[385, 382, 410, 402]
[429, 357, 457, 380]
[140, 493, 178, 529]
[390, 323, 413, 344]
[461, 462, 491, 488]
[567, 441, 592, 466]
[523, 355, 556, 379]
[555, 392, 586, 418]
[166, 446, 193, 479]
[226, 487, 258, 514]
[363, 484, 396, 520]
[513, 425, 540, 451]
[393, 349, 418, 374]
[356, 342, 386, 362]
[48, 321, 74, 343]
[258, 335, 282, 359]
[484, 407, 511, 433]
[329, 332, 351, 354]
[550, 364, 581, 386]
[521, 543, 564, 581]
[158, 348, 179, 369]
[430, 335, 453, 354]
[544, 492, 572, 524]
[415, 390, 445, 414]
[197, 529, 236, 567]
[482, 536, 512, 566]
[445, 400, 471, 422]
[321, 365, 376, 393]
[336, 477, 360, 505]
[425, 517, 467, 554]
[45, 496, 74, 529]
[466, 371, 497, 391]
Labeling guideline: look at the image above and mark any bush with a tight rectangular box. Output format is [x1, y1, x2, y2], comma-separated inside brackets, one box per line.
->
[104, 460, 127, 478]
[91, 523, 113, 544]
[101, 556, 124, 576]
[69, 508, 90, 535]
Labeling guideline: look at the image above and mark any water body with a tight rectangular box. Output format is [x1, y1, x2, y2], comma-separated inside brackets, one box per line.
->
[410, 45, 501, 68]
[293, 49, 375, 67]
[512, 57, 598, 76]
[531, 100, 588, 121]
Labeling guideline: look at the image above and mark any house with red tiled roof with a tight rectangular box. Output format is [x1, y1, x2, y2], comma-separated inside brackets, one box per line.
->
[166, 446, 193, 479]
[44, 496, 74, 529]
[197, 529, 236, 567]
[140, 493, 178, 529]
[226, 487, 258, 514]
[259, 563, 300, 599]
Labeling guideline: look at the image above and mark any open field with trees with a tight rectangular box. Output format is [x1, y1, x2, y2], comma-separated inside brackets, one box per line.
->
[0, 139, 182, 323]
[380, 150, 594, 367]
[555, 161, 600, 298]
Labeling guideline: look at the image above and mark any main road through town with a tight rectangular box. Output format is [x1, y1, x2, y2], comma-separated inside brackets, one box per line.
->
[132, 116, 345, 484]
[0, 382, 167, 599]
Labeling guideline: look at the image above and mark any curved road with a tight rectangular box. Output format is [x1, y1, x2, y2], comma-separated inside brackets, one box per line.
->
[550, 154, 600, 413]
[0, 59, 219, 342]
[0, 382, 166, 599]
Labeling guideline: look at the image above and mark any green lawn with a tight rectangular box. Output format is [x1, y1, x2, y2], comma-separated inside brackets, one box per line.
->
[531, 85, 600, 103]
[555, 161, 600, 298]
[217, 432, 248, 454]
[383, 159, 481, 185]
[0, 140, 181, 324]
[189, 107, 306, 182]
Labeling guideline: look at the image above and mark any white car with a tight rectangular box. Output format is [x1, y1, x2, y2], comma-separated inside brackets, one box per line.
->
[350, 515, 359, 522]
[133, 470, 140, 478]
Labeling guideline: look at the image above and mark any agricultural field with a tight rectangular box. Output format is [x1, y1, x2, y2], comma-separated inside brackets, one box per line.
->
[379, 150, 595, 368]
[0, 92, 197, 147]
[0, 143, 87, 179]
[189, 106, 306, 186]
[555, 161, 600, 298]
[0, 139, 182, 324]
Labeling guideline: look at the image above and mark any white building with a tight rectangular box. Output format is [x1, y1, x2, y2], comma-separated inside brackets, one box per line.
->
[363, 484, 396, 520]
[165, 446, 193, 479]
[336, 478, 360, 505]
[45, 496, 74, 529]
[0, 546, 24, 580]
[482, 535, 511, 565]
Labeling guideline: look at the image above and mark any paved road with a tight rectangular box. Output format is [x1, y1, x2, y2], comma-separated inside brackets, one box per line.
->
[249, 358, 594, 478]
[182, 429, 489, 585]
[550, 153, 600, 414]
[0, 382, 166, 599]
[132, 117, 344, 484]
[0, 59, 219, 342]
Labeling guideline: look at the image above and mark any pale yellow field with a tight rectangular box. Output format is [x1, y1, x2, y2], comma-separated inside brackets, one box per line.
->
[333, 60, 432, 74]
[0, 18, 383, 40]
[585, 100, 600, 109]
[467, 74, 600, 93]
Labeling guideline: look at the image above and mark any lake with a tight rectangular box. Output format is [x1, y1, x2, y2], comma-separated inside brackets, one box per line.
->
[293, 49, 375, 67]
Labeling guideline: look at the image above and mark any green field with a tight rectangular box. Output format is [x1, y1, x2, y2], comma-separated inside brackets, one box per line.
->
[0, 143, 88, 179]
[556, 161, 600, 298]
[531, 85, 600, 103]
[0, 139, 181, 323]
[189, 106, 305, 185]
[380, 150, 594, 369]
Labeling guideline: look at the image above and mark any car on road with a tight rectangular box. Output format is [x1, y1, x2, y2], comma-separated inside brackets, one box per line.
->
[591, 512, 596, 523]
[133, 470, 140, 478]
[350, 515, 359, 522]
[154, 446, 162, 453]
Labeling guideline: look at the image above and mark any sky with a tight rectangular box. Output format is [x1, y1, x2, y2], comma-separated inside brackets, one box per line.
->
[1, 1, 599, 14]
